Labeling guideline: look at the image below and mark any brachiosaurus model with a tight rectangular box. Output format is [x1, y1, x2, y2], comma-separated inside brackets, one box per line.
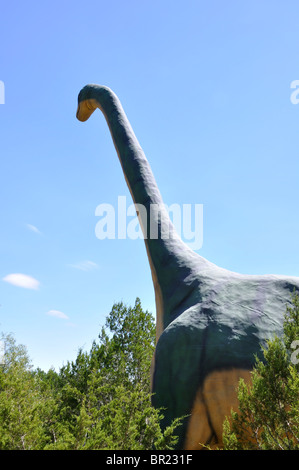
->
[76, 84, 299, 449]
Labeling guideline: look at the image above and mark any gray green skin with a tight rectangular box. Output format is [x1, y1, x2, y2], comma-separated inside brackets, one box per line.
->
[76, 85, 299, 448]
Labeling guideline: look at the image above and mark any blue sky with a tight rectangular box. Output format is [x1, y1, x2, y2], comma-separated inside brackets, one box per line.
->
[1, 0, 299, 371]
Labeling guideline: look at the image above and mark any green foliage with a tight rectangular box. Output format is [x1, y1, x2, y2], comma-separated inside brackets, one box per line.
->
[0, 298, 181, 450]
[0, 333, 64, 449]
[222, 293, 299, 450]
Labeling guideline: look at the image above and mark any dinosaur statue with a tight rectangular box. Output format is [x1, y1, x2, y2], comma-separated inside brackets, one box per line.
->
[76, 84, 299, 449]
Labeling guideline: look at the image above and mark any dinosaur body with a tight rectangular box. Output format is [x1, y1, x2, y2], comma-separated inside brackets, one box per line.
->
[76, 84, 299, 449]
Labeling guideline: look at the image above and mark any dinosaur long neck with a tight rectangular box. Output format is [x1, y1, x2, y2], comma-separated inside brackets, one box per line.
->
[90, 86, 203, 339]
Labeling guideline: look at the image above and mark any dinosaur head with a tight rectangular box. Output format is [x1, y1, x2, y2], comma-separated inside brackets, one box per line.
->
[76, 84, 99, 122]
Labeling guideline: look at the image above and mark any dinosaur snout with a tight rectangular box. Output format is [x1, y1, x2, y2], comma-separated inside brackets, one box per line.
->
[76, 98, 97, 122]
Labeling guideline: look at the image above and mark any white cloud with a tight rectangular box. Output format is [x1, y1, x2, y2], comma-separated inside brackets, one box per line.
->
[26, 224, 42, 235]
[46, 310, 69, 320]
[3, 273, 40, 290]
[69, 260, 99, 271]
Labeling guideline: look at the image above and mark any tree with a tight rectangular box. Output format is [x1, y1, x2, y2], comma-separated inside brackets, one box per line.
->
[89, 297, 156, 390]
[0, 333, 60, 449]
[222, 293, 299, 450]
[0, 299, 182, 450]
[41, 298, 182, 450]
